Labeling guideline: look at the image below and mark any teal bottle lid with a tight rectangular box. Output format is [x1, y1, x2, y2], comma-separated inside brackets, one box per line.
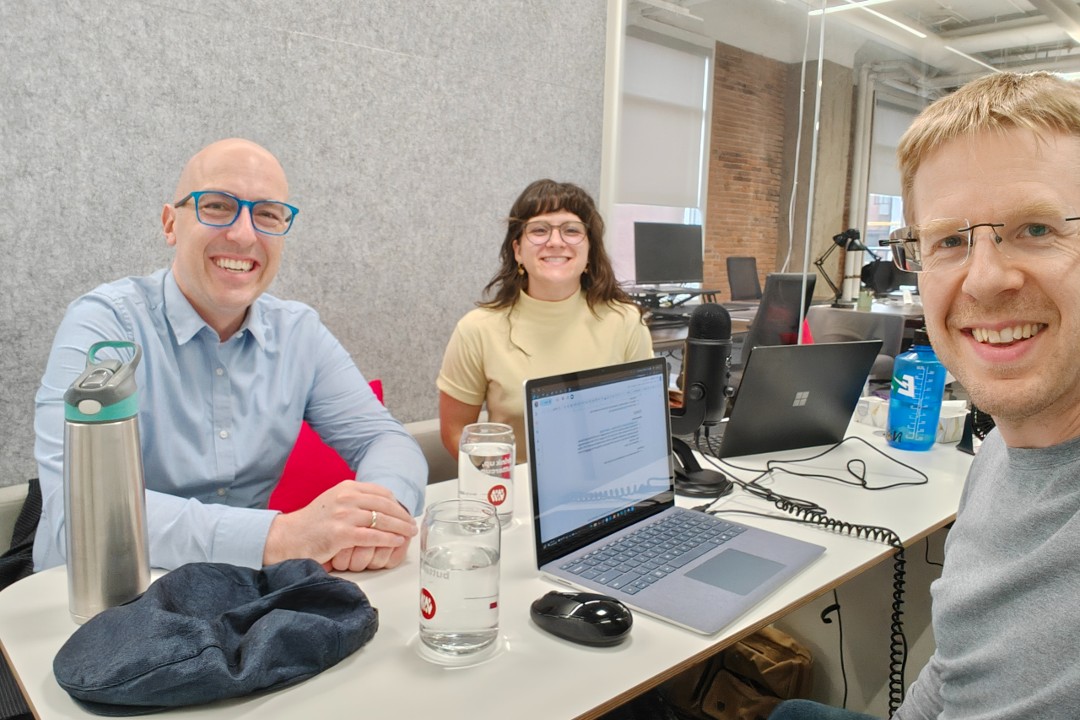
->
[64, 341, 142, 423]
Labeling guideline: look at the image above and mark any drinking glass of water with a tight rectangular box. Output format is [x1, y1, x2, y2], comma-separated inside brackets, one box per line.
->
[419, 498, 501, 658]
[458, 422, 515, 527]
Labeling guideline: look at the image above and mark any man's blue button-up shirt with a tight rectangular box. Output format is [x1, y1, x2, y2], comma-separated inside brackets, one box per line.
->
[33, 269, 426, 571]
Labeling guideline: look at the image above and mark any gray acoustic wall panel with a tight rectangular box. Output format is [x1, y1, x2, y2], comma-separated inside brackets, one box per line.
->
[1, 1, 607, 486]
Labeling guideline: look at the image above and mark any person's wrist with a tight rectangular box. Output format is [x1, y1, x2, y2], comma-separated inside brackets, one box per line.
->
[262, 512, 291, 566]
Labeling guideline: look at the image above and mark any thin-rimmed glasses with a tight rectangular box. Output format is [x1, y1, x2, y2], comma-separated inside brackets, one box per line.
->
[521, 220, 587, 245]
[880, 213, 1080, 272]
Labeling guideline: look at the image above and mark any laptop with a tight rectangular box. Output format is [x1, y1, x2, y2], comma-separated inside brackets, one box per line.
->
[524, 357, 825, 635]
[719, 340, 882, 459]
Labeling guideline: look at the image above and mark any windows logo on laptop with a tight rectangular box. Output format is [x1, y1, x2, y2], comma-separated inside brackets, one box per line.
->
[524, 357, 825, 635]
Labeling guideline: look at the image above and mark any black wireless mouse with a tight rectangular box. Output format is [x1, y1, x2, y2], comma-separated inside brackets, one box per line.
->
[530, 590, 633, 647]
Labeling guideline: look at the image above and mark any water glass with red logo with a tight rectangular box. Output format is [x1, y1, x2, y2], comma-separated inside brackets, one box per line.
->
[458, 422, 515, 527]
[418, 498, 501, 657]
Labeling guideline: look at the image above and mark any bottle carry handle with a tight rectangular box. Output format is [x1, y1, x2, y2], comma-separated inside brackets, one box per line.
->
[86, 340, 142, 370]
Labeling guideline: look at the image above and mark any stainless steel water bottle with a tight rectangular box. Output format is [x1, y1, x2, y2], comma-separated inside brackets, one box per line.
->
[63, 340, 150, 624]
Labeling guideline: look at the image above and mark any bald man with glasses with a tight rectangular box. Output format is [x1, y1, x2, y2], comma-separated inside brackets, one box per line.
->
[33, 138, 426, 575]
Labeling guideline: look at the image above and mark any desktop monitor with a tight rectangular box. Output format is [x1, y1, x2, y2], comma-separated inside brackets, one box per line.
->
[633, 222, 704, 285]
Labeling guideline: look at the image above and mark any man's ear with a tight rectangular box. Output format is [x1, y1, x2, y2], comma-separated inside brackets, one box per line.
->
[162, 204, 177, 247]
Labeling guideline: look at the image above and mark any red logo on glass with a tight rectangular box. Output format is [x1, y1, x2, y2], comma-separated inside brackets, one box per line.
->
[488, 485, 507, 506]
[420, 588, 436, 620]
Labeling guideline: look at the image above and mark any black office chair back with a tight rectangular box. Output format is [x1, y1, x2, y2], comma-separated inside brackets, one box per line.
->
[860, 259, 918, 296]
[726, 256, 763, 301]
[735, 273, 816, 368]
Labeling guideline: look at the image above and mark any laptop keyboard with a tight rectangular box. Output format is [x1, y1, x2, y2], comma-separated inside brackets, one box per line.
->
[558, 510, 746, 595]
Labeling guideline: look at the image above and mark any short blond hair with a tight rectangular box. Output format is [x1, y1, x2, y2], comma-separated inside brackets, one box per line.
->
[898, 72, 1080, 219]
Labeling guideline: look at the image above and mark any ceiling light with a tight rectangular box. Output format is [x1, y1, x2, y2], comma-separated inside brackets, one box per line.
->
[861, 6, 926, 38]
[945, 46, 1002, 73]
[808, 0, 894, 16]
[807, 0, 926, 38]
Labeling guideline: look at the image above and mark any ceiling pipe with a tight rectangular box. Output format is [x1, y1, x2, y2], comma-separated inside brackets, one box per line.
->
[920, 51, 1080, 91]
[1030, 0, 1080, 44]
[826, 10, 986, 74]
[636, 0, 704, 21]
[859, 60, 943, 100]
[873, 86, 933, 112]
[946, 22, 1070, 54]
[845, 62, 875, 302]
[830, 2, 1080, 76]
[599, 0, 627, 238]
[868, 59, 937, 85]
[878, 76, 938, 99]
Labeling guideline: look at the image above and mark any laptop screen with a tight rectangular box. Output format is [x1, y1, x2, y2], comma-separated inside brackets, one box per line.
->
[525, 358, 675, 566]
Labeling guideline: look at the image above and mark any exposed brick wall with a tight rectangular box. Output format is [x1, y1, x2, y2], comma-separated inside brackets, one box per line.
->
[707, 43, 854, 302]
[706, 43, 789, 296]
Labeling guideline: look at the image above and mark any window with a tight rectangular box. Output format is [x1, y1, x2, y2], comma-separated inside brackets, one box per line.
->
[612, 29, 711, 283]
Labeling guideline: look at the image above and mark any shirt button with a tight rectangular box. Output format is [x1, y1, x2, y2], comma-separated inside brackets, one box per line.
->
[217, 488, 226, 497]
[219, 430, 229, 439]
[215, 368, 224, 376]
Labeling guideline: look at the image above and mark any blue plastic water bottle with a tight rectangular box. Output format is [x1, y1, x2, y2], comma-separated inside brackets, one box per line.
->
[886, 328, 947, 451]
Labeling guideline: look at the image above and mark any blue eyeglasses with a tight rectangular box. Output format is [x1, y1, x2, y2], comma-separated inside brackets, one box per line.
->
[173, 191, 299, 236]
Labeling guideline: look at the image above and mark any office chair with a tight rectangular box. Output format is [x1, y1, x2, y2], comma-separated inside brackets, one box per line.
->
[0, 480, 38, 720]
[735, 273, 817, 366]
[861, 258, 918, 297]
[268, 380, 384, 513]
[726, 256, 763, 301]
[728, 274, 817, 405]
[806, 306, 904, 381]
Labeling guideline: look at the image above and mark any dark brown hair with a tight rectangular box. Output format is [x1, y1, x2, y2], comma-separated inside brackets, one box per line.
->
[480, 179, 638, 315]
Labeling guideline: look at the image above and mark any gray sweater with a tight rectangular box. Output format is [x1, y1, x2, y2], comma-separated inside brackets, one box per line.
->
[895, 430, 1080, 719]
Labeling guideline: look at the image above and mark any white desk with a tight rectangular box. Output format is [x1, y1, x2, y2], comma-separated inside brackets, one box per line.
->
[0, 423, 971, 719]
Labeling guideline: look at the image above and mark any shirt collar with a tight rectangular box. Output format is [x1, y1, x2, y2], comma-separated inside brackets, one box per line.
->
[163, 270, 269, 349]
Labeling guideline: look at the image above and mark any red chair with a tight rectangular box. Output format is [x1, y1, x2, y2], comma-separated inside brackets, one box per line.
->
[268, 380, 383, 513]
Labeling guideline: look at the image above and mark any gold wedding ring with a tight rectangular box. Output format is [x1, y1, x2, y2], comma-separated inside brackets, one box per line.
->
[369, 510, 379, 529]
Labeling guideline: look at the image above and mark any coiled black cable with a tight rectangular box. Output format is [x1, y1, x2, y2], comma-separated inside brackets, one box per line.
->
[769, 493, 907, 716]
[697, 437, 918, 716]
[820, 591, 848, 708]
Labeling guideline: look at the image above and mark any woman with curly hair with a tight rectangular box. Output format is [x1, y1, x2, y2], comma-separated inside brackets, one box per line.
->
[437, 179, 653, 459]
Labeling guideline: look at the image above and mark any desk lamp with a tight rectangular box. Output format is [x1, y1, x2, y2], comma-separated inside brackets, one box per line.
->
[814, 229, 868, 307]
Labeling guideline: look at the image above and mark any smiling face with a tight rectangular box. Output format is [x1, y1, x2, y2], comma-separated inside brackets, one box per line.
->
[912, 128, 1080, 446]
[513, 209, 590, 302]
[161, 139, 289, 340]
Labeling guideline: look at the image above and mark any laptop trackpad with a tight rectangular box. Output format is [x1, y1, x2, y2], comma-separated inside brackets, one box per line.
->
[685, 549, 785, 596]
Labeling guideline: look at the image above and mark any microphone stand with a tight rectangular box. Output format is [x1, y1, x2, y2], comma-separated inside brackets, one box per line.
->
[671, 436, 732, 498]
[670, 382, 732, 498]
